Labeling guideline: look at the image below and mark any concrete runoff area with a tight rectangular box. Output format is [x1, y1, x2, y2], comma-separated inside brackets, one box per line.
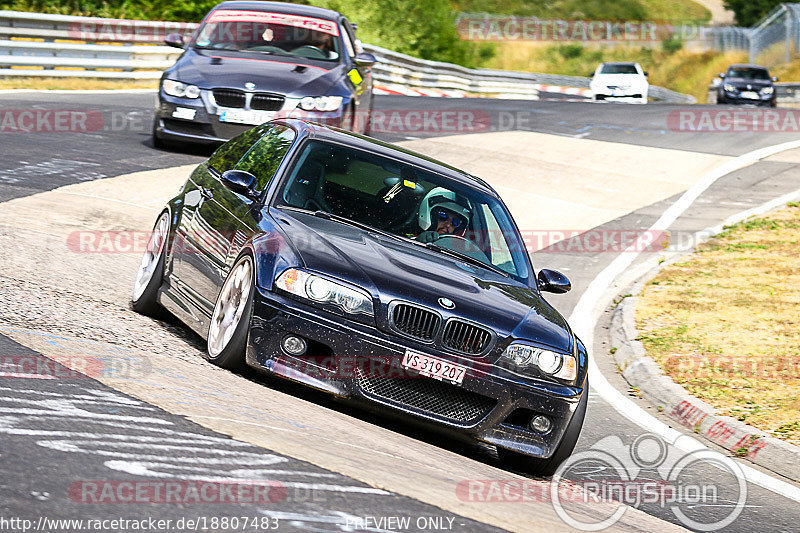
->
[0, 129, 753, 532]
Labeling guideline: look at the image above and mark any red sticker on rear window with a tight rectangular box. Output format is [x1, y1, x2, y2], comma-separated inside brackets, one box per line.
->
[206, 10, 340, 36]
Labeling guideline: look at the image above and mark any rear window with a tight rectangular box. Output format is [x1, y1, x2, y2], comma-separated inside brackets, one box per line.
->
[601, 64, 638, 74]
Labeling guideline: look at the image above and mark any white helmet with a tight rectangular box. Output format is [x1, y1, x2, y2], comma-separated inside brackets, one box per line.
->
[418, 187, 471, 231]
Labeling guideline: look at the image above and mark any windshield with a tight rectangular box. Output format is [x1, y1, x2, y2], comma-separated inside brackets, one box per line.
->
[726, 68, 769, 80]
[194, 9, 341, 62]
[276, 141, 531, 282]
[601, 64, 638, 74]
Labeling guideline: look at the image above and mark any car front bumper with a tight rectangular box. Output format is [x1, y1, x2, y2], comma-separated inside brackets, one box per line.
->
[719, 91, 776, 105]
[246, 287, 586, 459]
[154, 91, 347, 145]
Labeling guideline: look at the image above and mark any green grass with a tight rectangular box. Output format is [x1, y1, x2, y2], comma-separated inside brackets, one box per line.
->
[452, 0, 710, 22]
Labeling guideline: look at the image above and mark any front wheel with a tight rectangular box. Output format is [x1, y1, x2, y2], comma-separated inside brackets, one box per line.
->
[498, 381, 589, 477]
[205, 254, 255, 371]
[131, 211, 169, 315]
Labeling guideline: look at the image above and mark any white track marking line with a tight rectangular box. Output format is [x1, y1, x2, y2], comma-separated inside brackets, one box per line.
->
[0, 372, 56, 379]
[568, 139, 800, 502]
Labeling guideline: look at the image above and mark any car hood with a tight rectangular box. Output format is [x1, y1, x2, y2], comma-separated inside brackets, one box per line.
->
[591, 74, 647, 87]
[274, 210, 573, 352]
[168, 49, 344, 96]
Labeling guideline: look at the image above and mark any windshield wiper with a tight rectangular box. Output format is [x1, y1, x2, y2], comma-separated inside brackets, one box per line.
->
[421, 242, 509, 278]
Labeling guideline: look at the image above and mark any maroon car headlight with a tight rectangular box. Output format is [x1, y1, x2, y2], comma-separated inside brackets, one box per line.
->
[275, 268, 373, 316]
[502, 343, 577, 381]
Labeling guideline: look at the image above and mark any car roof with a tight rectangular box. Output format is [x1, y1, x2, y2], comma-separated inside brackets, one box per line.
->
[727, 64, 768, 70]
[210, 1, 342, 21]
[601, 62, 639, 66]
[276, 119, 498, 196]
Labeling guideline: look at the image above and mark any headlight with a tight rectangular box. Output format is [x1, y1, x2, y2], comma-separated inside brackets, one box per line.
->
[723, 84, 737, 93]
[502, 343, 577, 381]
[275, 268, 373, 316]
[162, 79, 201, 99]
[761, 86, 774, 95]
[299, 96, 343, 112]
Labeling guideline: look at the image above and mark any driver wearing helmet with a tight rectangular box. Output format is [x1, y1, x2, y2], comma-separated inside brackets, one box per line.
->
[416, 187, 471, 243]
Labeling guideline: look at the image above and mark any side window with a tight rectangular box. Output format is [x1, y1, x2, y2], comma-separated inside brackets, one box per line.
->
[235, 125, 296, 193]
[207, 124, 268, 172]
[341, 20, 357, 58]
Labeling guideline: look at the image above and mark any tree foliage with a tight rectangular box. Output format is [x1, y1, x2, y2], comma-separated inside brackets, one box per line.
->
[722, 0, 783, 27]
[1, 0, 490, 66]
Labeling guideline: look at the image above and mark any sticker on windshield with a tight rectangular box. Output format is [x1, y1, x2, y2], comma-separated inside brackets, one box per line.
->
[403, 180, 416, 189]
[206, 10, 340, 36]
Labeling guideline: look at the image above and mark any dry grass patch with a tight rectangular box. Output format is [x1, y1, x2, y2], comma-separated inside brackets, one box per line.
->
[636, 204, 800, 445]
[0, 77, 158, 91]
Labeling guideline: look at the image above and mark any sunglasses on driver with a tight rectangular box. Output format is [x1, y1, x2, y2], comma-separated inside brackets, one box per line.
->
[435, 208, 467, 229]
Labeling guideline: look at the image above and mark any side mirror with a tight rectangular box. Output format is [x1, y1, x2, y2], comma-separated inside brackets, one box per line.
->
[718, 73, 725, 78]
[355, 52, 377, 68]
[221, 170, 258, 199]
[537, 269, 571, 294]
[165, 33, 185, 49]
[644, 71, 649, 76]
[772, 76, 779, 82]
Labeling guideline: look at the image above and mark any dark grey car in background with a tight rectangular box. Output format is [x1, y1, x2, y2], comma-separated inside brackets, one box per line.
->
[153, 1, 376, 147]
[716, 64, 777, 107]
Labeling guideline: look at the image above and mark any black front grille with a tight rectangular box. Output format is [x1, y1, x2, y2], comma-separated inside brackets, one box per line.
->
[356, 368, 495, 424]
[251, 93, 284, 111]
[213, 89, 246, 108]
[442, 320, 492, 355]
[391, 304, 440, 342]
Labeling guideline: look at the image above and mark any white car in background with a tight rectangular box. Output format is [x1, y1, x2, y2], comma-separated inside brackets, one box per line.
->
[590, 62, 649, 104]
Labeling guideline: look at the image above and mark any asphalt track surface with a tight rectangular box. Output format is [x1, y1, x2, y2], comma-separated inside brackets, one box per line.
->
[2, 91, 800, 532]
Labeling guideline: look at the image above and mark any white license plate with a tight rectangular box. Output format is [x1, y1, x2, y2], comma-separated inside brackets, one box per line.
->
[401, 350, 466, 385]
[741, 91, 759, 99]
[218, 109, 275, 125]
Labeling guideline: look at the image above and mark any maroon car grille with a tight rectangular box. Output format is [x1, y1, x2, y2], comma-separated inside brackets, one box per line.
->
[213, 89, 246, 108]
[442, 320, 492, 355]
[356, 367, 495, 424]
[251, 93, 284, 111]
[391, 304, 440, 342]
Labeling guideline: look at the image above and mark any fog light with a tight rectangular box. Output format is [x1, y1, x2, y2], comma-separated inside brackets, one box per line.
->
[282, 335, 307, 356]
[530, 415, 552, 434]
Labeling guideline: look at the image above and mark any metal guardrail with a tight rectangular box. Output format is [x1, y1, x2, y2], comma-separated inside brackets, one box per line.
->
[0, 10, 695, 102]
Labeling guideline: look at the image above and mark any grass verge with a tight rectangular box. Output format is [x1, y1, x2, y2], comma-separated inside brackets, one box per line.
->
[481, 42, 748, 102]
[0, 77, 159, 90]
[636, 203, 800, 445]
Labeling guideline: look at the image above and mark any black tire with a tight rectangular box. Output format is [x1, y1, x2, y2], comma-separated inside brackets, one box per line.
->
[341, 103, 356, 132]
[204, 254, 255, 371]
[362, 95, 374, 136]
[498, 381, 589, 477]
[131, 212, 169, 316]
[152, 117, 168, 149]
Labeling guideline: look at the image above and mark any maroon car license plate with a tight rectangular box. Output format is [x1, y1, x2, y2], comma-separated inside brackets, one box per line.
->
[402, 350, 466, 384]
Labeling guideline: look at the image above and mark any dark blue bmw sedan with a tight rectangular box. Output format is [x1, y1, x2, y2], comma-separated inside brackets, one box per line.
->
[153, 1, 375, 147]
[133, 119, 588, 476]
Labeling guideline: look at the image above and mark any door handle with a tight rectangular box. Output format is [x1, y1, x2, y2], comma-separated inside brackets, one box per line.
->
[200, 187, 214, 200]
